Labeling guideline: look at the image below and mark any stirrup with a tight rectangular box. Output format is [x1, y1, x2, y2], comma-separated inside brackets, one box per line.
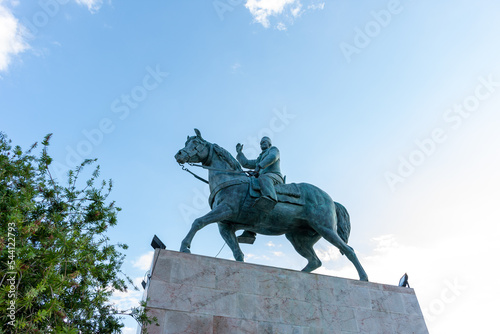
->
[237, 231, 256, 244]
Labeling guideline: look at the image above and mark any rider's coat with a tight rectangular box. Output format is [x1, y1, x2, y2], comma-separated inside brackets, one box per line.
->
[237, 146, 284, 182]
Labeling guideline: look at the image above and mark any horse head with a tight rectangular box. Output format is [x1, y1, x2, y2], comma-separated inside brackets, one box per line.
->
[175, 129, 210, 164]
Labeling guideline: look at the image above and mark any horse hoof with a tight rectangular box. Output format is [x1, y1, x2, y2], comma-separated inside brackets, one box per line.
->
[180, 246, 191, 254]
[360, 276, 369, 282]
[301, 261, 321, 273]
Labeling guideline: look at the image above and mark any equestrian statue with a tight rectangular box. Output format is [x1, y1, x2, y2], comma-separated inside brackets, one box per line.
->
[174, 129, 368, 281]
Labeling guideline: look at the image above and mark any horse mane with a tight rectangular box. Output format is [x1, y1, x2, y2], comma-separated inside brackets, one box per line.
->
[211, 144, 242, 171]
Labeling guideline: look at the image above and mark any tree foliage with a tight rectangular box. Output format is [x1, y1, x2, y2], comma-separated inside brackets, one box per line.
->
[0, 133, 148, 333]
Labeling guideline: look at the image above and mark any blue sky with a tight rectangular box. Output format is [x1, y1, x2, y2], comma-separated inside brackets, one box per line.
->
[2, 0, 500, 332]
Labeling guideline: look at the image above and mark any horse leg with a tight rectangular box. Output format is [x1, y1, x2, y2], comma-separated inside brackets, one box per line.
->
[313, 224, 369, 281]
[286, 231, 322, 272]
[180, 204, 233, 253]
[218, 222, 244, 261]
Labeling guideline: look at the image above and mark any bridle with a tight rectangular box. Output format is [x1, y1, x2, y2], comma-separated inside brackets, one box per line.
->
[178, 138, 210, 164]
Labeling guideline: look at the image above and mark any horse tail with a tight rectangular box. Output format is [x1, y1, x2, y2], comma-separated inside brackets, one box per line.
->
[334, 202, 351, 254]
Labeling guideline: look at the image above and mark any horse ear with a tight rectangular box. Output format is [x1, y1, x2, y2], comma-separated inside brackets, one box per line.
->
[187, 135, 189, 141]
[194, 128, 203, 140]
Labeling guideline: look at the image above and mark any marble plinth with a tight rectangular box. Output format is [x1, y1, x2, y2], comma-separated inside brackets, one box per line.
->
[141, 249, 428, 334]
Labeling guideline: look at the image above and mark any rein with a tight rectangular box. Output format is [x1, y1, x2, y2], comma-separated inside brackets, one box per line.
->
[178, 142, 257, 184]
[179, 163, 210, 184]
[188, 162, 254, 174]
[179, 163, 257, 184]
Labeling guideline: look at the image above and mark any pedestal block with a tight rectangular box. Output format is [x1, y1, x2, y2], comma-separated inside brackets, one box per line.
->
[142, 249, 428, 334]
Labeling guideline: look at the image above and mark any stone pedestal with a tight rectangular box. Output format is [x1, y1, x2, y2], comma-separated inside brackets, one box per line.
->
[142, 249, 428, 334]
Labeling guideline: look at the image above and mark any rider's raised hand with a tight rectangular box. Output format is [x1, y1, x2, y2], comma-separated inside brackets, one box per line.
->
[236, 143, 243, 153]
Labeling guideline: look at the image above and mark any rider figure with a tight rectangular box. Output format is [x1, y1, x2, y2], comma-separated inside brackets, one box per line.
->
[236, 136, 284, 243]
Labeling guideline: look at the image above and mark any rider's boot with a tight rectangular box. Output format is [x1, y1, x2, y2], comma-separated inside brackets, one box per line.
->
[256, 176, 278, 212]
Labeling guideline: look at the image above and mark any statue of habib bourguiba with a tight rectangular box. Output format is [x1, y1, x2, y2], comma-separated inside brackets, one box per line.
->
[175, 129, 368, 281]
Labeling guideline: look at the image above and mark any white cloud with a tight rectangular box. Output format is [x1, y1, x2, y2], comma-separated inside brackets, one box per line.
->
[266, 241, 276, 247]
[122, 327, 137, 334]
[231, 62, 241, 73]
[110, 276, 143, 312]
[111, 288, 142, 311]
[307, 2, 324, 10]
[0, 0, 29, 72]
[246, 253, 271, 261]
[315, 243, 341, 263]
[74, 0, 104, 14]
[276, 22, 287, 31]
[245, 0, 297, 28]
[291, 3, 302, 17]
[245, 0, 324, 29]
[132, 251, 154, 271]
[316, 234, 427, 284]
[110, 277, 146, 333]
[0, 0, 106, 73]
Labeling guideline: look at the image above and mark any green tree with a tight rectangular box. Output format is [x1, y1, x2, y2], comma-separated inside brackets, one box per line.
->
[0, 133, 153, 333]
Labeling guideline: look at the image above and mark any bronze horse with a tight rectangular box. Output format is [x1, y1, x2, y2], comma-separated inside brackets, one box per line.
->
[175, 129, 368, 281]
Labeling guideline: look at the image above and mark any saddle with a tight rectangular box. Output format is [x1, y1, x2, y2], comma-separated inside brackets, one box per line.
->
[248, 177, 303, 206]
